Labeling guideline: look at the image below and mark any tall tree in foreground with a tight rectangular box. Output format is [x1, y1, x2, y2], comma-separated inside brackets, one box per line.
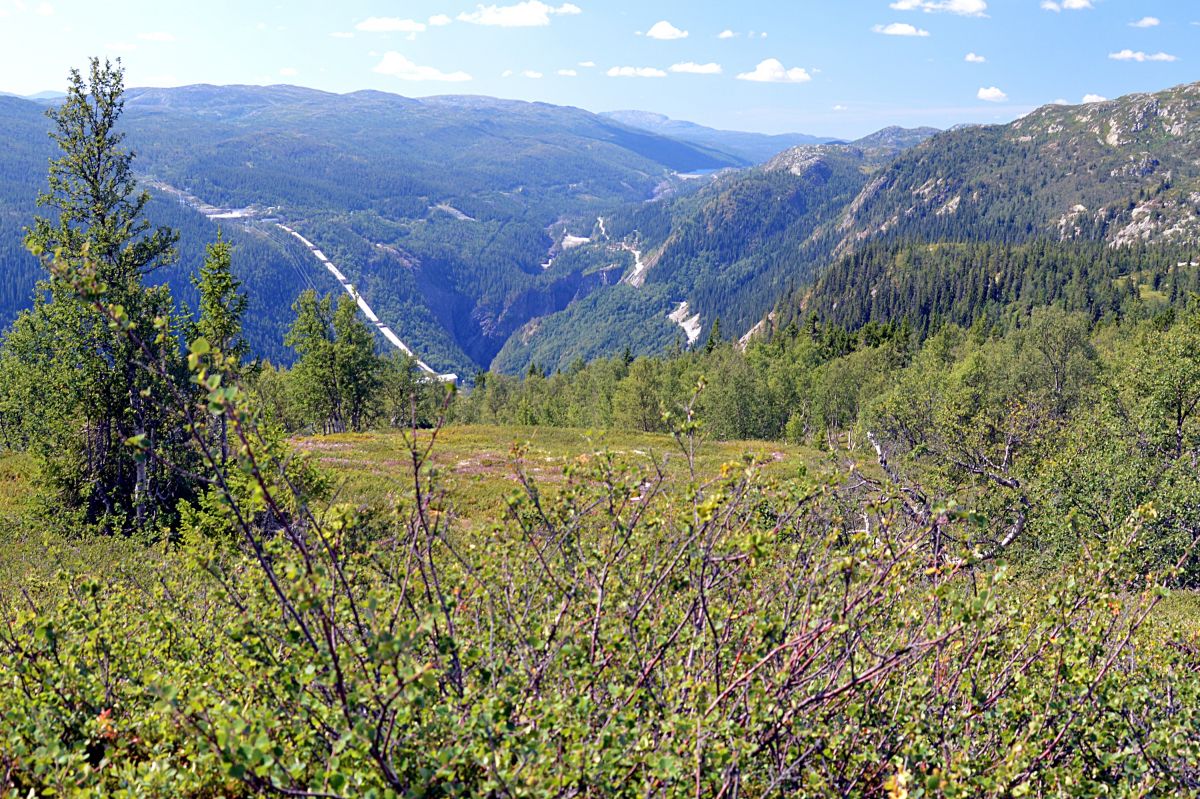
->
[286, 290, 383, 433]
[191, 233, 250, 462]
[191, 234, 249, 373]
[8, 58, 191, 531]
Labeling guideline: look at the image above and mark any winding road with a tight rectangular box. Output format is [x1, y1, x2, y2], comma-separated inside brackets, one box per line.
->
[151, 180, 456, 382]
[277, 225, 453, 380]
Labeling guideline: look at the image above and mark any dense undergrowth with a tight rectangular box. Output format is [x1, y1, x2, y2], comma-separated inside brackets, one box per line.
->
[5, 414, 1200, 797]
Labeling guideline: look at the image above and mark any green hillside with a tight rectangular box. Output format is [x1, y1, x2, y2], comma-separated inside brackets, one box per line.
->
[833, 83, 1200, 252]
[493, 130, 936, 373]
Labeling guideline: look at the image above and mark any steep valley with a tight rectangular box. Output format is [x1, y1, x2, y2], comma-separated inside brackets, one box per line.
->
[4, 81, 1200, 376]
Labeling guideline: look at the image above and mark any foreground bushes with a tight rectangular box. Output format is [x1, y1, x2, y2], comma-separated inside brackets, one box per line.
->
[3, 426, 1200, 797]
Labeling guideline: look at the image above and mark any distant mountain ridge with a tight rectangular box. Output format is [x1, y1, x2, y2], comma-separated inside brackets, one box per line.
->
[601, 110, 839, 164]
[0, 90, 64, 101]
[830, 83, 1200, 254]
[851, 125, 941, 150]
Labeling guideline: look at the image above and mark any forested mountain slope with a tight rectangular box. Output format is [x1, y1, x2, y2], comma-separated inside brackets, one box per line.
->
[832, 83, 1200, 252]
[0, 97, 50, 321]
[780, 239, 1200, 342]
[500, 83, 1200, 372]
[8, 81, 1200, 376]
[493, 128, 938, 373]
[0, 86, 741, 373]
[765, 83, 1200, 341]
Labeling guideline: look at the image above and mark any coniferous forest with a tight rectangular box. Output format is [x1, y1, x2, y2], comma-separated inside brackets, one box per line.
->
[7, 54, 1200, 798]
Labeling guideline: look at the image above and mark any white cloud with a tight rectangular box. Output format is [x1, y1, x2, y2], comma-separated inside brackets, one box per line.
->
[501, 69, 514, 77]
[889, 0, 987, 16]
[428, 14, 452, 26]
[736, 58, 812, 84]
[557, 68, 577, 76]
[645, 20, 688, 40]
[718, 29, 736, 39]
[356, 17, 426, 33]
[833, 104, 848, 111]
[578, 60, 596, 67]
[1130, 16, 1160, 27]
[373, 52, 472, 81]
[965, 52, 985, 63]
[606, 66, 668, 78]
[137, 31, 176, 42]
[521, 69, 543, 78]
[977, 86, 1007, 102]
[669, 61, 722, 74]
[1082, 93, 1107, 103]
[330, 31, 354, 38]
[873, 22, 931, 36]
[458, 2, 581, 27]
[1041, 0, 1092, 11]
[35, 1, 51, 14]
[279, 67, 299, 77]
[1109, 49, 1178, 62]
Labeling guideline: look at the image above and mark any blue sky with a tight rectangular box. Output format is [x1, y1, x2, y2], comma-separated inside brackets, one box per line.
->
[0, 0, 1196, 137]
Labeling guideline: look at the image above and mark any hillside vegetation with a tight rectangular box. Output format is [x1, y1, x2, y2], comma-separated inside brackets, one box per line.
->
[8, 60, 1200, 798]
[836, 83, 1200, 252]
[6, 83, 1200, 374]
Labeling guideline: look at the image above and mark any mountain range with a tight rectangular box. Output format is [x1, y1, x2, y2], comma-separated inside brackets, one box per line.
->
[1, 81, 1199, 376]
[599, 110, 839, 164]
[499, 83, 1200, 371]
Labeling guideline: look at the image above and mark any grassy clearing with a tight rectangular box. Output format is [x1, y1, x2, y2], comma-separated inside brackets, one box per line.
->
[294, 424, 831, 523]
[0, 425, 831, 537]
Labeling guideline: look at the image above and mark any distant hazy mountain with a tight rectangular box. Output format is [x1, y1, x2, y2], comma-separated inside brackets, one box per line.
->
[601, 110, 839, 164]
[0, 90, 65, 101]
[850, 125, 940, 150]
[762, 126, 939, 176]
